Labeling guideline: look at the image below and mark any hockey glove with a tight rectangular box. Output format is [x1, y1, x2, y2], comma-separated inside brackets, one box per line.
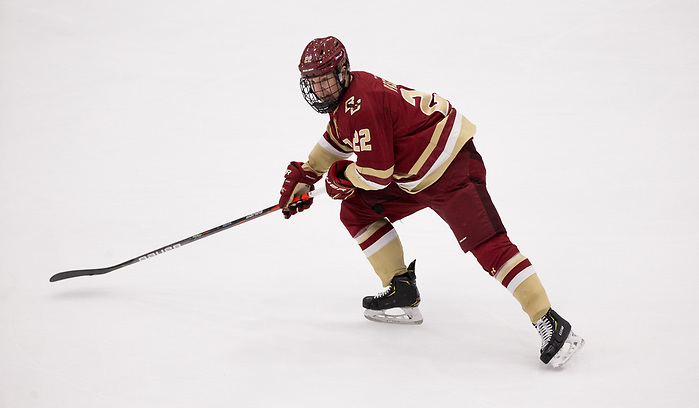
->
[325, 160, 356, 200]
[279, 161, 322, 219]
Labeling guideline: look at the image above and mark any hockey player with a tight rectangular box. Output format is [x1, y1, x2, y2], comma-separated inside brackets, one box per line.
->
[278, 36, 584, 368]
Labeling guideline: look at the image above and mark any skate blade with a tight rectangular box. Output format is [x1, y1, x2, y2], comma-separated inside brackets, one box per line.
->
[364, 307, 423, 325]
[550, 331, 585, 368]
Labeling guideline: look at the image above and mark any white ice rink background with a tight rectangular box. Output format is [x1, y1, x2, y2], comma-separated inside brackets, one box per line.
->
[1, 1, 698, 407]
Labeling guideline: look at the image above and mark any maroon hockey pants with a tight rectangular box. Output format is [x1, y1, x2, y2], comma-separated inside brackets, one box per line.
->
[340, 140, 520, 273]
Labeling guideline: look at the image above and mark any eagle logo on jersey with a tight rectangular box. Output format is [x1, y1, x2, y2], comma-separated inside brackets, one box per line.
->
[344, 96, 361, 115]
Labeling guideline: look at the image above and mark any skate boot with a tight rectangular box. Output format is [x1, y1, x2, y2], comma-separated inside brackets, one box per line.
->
[362, 260, 422, 325]
[535, 308, 585, 368]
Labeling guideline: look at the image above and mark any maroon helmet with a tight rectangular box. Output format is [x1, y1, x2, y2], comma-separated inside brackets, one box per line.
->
[298, 36, 351, 113]
[298, 36, 349, 78]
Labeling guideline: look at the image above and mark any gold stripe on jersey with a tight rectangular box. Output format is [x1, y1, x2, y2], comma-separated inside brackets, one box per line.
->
[399, 114, 476, 193]
[355, 164, 394, 179]
[326, 120, 353, 154]
[345, 162, 391, 190]
[307, 143, 346, 174]
[406, 112, 449, 176]
[382, 78, 399, 92]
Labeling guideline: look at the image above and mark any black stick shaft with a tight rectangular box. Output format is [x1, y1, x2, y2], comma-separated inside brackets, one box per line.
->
[49, 190, 318, 282]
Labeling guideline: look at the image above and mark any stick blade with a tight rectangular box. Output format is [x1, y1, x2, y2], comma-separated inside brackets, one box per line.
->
[49, 267, 117, 282]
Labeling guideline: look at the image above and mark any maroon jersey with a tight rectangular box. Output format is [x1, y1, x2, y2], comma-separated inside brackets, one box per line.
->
[307, 71, 477, 193]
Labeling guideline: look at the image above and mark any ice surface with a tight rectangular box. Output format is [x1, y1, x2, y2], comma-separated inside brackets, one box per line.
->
[1, 1, 698, 407]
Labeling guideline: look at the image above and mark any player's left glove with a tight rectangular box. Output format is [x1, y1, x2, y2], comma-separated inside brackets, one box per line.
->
[325, 160, 356, 200]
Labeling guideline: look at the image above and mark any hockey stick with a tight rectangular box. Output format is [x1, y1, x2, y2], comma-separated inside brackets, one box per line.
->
[49, 186, 325, 282]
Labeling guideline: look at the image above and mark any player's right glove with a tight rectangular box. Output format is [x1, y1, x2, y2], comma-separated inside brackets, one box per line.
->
[325, 160, 356, 200]
[278, 161, 322, 219]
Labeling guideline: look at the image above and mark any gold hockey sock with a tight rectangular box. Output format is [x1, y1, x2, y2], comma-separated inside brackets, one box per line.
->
[354, 219, 406, 286]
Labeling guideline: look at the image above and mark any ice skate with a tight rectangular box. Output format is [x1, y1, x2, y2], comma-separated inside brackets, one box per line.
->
[535, 308, 585, 368]
[363, 260, 422, 325]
